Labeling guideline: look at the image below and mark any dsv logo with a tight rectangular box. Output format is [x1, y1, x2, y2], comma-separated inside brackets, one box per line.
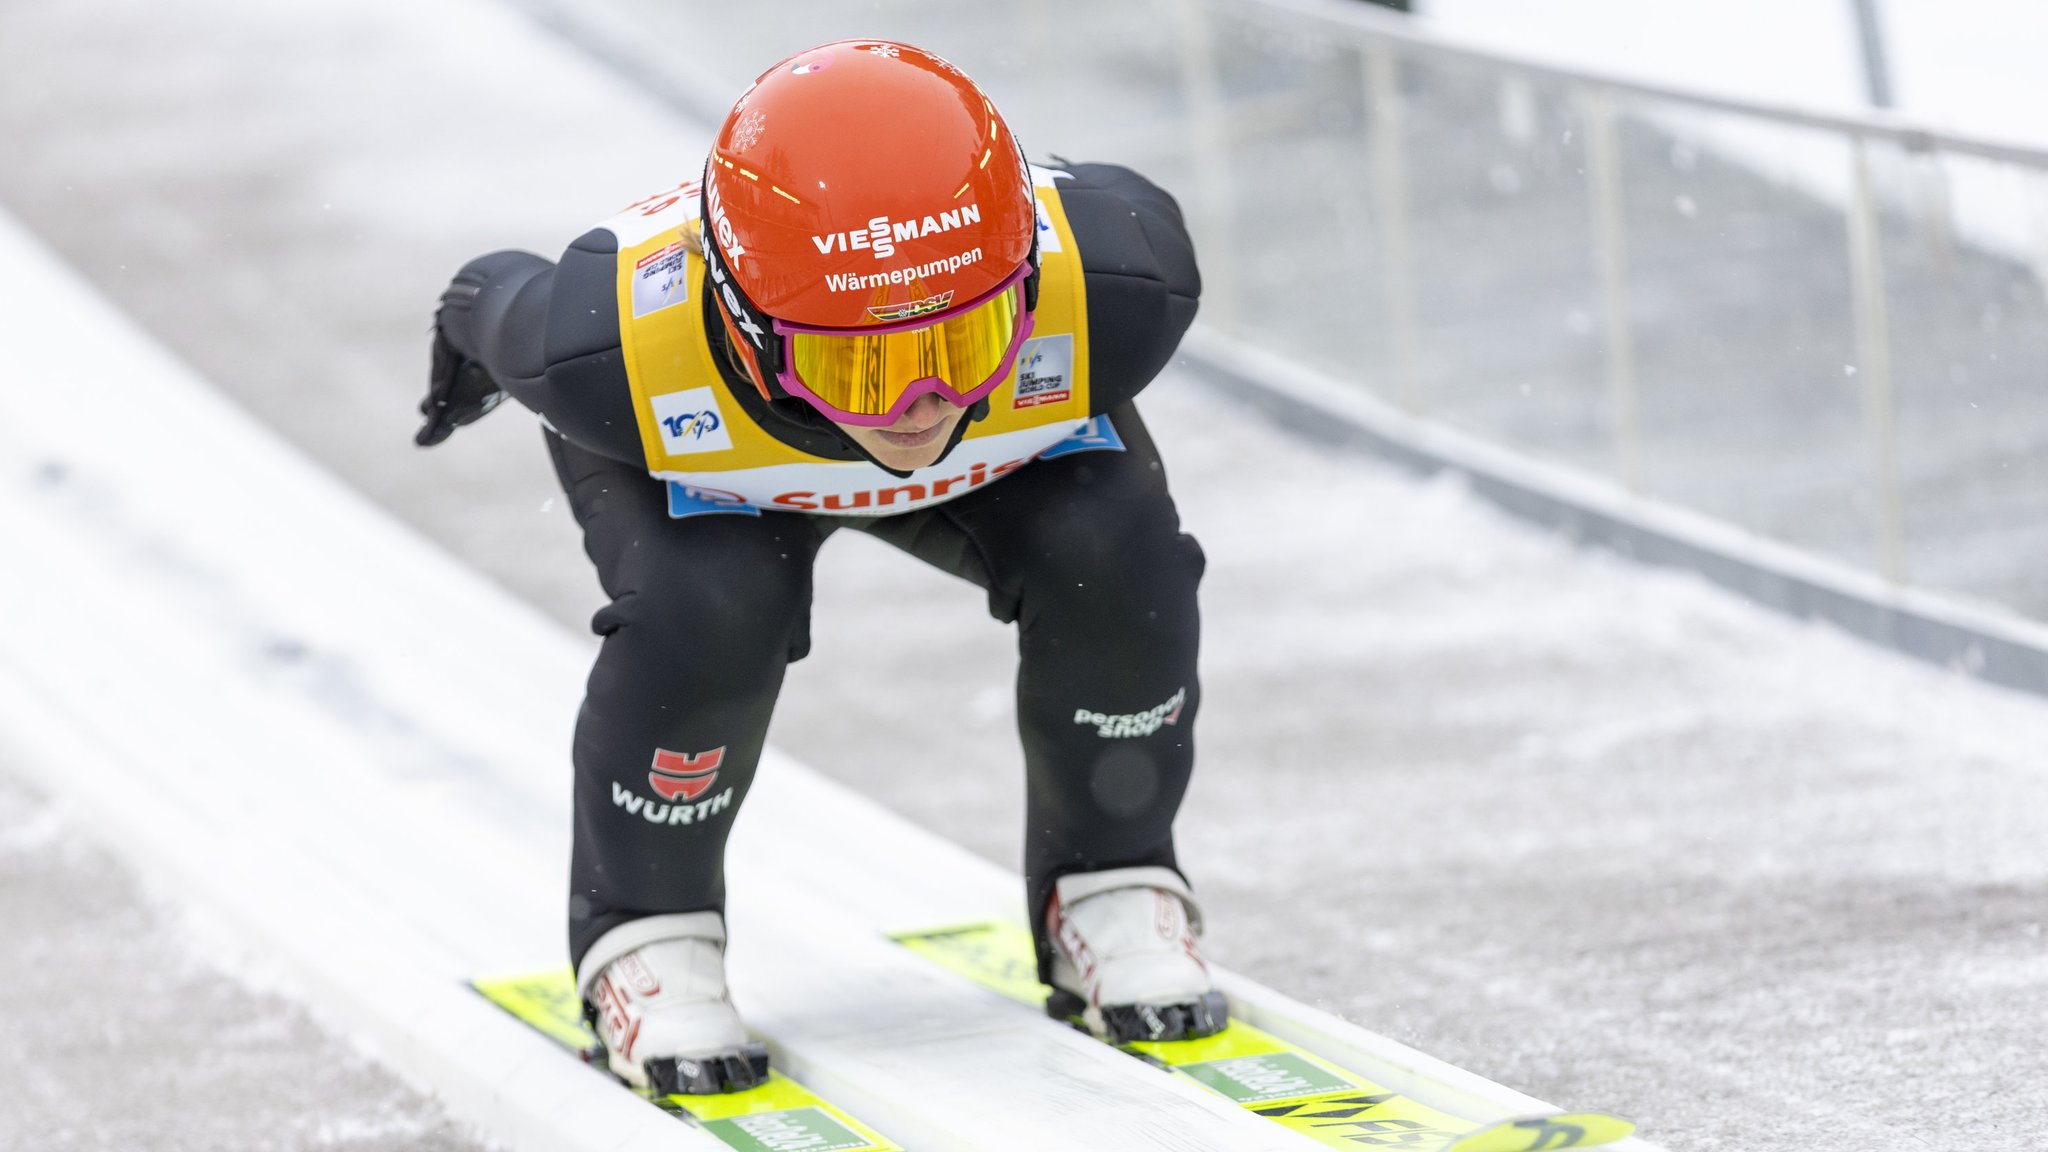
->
[662, 410, 721, 440]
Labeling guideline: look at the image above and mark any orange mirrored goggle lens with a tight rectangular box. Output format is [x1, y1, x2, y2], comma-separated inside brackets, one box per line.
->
[783, 284, 1022, 422]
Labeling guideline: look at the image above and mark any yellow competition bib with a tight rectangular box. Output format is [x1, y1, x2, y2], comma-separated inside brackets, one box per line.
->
[601, 168, 1113, 518]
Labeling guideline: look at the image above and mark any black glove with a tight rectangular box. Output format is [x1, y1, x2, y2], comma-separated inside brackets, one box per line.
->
[416, 323, 507, 447]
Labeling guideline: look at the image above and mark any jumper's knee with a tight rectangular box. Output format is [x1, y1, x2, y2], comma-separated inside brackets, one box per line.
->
[1015, 503, 1205, 629]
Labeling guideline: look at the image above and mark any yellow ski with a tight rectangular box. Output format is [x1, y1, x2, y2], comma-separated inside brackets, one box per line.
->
[893, 922, 1634, 1152]
[472, 967, 900, 1152]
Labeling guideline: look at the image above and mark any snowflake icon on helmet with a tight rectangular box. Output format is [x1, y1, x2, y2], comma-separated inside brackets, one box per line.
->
[728, 108, 766, 152]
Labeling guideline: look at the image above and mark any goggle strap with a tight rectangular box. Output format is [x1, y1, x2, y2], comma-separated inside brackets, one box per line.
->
[1023, 227, 1041, 314]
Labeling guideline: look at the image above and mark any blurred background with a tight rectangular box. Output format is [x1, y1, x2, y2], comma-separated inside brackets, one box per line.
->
[3, 1, 2046, 1149]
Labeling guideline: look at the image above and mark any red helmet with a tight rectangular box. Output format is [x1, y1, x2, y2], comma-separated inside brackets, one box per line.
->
[700, 40, 1040, 425]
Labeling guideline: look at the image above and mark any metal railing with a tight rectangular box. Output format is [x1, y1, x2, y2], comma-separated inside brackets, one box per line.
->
[514, 0, 2048, 626]
[1240, 0, 2048, 166]
[1168, 0, 2048, 623]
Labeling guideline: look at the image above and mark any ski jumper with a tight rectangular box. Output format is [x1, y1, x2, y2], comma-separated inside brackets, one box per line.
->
[437, 163, 1202, 980]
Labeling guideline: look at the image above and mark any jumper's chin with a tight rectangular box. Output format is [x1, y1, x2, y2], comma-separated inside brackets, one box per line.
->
[836, 398, 965, 472]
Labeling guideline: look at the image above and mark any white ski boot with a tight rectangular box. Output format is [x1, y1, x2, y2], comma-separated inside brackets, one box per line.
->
[1044, 866, 1229, 1043]
[577, 911, 768, 1095]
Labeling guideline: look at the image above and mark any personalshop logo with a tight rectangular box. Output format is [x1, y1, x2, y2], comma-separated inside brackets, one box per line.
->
[812, 204, 982, 261]
[1074, 687, 1187, 739]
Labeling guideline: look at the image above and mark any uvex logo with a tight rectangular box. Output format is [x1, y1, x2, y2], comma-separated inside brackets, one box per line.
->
[648, 746, 723, 801]
[704, 177, 767, 350]
[812, 204, 982, 260]
[704, 176, 746, 262]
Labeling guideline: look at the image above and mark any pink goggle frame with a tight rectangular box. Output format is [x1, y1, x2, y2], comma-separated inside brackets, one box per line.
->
[770, 263, 1037, 428]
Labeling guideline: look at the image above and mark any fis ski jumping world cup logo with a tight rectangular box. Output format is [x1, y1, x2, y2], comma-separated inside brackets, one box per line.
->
[1013, 333, 1072, 409]
[631, 241, 690, 318]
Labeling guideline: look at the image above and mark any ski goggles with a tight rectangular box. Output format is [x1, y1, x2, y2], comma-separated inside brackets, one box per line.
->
[772, 263, 1036, 427]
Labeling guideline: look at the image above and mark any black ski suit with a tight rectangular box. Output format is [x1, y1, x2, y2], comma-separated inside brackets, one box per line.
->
[433, 163, 1203, 980]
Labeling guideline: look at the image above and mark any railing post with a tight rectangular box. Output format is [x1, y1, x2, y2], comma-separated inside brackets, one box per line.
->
[1582, 86, 1642, 494]
[1847, 136, 1906, 583]
[1911, 148, 1955, 279]
[1366, 36, 1421, 414]
[1175, 0, 1238, 332]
